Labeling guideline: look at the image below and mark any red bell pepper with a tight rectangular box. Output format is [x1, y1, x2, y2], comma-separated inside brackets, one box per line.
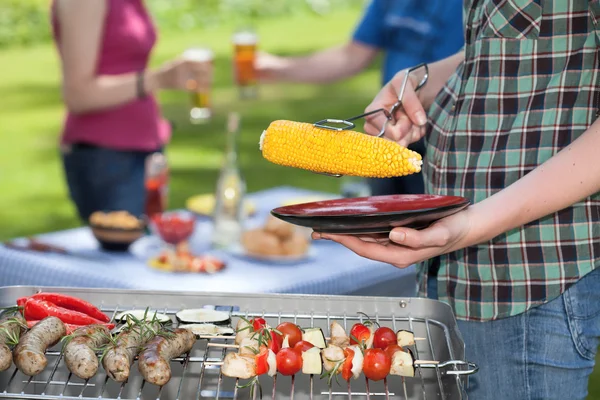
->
[255, 346, 269, 375]
[251, 317, 267, 331]
[26, 320, 115, 335]
[341, 347, 355, 381]
[22, 298, 107, 326]
[24, 293, 110, 323]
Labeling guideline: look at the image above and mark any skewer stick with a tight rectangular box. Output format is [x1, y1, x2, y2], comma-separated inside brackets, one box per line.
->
[199, 335, 426, 342]
[413, 360, 439, 365]
[204, 359, 439, 365]
[199, 335, 235, 340]
[207, 343, 239, 349]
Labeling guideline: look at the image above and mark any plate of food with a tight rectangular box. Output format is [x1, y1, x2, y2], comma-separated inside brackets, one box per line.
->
[234, 216, 315, 264]
[148, 245, 226, 274]
[270, 194, 470, 235]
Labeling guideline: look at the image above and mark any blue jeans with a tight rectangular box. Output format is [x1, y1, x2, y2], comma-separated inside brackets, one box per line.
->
[62, 144, 155, 221]
[427, 268, 600, 400]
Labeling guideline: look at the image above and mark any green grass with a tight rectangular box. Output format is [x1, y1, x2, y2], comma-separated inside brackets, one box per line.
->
[0, 7, 599, 398]
[0, 8, 380, 240]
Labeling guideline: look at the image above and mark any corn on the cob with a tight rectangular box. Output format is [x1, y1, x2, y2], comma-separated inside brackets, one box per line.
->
[259, 120, 423, 178]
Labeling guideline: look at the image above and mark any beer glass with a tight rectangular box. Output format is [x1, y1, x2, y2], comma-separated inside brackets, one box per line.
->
[232, 28, 258, 99]
[182, 47, 214, 124]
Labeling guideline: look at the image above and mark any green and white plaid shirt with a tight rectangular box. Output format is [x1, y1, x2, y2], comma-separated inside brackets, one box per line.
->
[420, 0, 600, 321]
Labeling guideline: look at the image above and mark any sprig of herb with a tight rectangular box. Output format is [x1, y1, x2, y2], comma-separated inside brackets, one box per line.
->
[237, 376, 263, 399]
[320, 357, 344, 387]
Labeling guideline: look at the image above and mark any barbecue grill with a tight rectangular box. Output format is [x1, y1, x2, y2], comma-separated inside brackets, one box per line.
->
[0, 286, 477, 400]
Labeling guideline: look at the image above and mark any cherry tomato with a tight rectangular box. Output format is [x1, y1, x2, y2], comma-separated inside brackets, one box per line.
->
[294, 340, 315, 352]
[276, 348, 303, 376]
[255, 346, 269, 375]
[373, 327, 396, 350]
[251, 317, 267, 331]
[341, 347, 355, 381]
[383, 344, 403, 360]
[276, 322, 303, 348]
[363, 349, 391, 381]
[349, 323, 371, 346]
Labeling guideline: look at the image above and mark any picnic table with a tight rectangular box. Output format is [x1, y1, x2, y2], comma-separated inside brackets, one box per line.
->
[0, 187, 417, 297]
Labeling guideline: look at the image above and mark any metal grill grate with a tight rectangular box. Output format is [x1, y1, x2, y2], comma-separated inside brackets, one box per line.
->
[0, 288, 477, 400]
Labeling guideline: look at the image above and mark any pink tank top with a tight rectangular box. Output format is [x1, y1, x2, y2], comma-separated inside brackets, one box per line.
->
[51, 0, 171, 151]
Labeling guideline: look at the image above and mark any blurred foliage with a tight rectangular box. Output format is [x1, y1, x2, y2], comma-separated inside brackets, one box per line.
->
[0, 0, 366, 49]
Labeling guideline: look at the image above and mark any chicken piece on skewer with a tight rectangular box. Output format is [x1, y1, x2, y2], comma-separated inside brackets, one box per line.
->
[239, 336, 260, 356]
[329, 322, 349, 348]
[235, 318, 253, 345]
[221, 352, 256, 379]
[321, 344, 345, 372]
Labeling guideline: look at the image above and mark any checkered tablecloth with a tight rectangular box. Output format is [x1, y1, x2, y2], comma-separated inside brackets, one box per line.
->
[0, 187, 416, 296]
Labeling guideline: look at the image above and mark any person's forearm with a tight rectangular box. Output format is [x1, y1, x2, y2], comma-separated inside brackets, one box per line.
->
[275, 43, 375, 84]
[417, 51, 464, 110]
[63, 69, 162, 114]
[454, 119, 600, 250]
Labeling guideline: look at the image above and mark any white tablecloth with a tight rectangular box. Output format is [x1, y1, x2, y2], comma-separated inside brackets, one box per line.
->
[0, 187, 416, 296]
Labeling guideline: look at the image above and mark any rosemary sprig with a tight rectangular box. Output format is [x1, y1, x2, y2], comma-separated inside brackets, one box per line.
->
[95, 330, 120, 364]
[357, 312, 379, 329]
[0, 326, 20, 347]
[236, 376, 263, 399]
[0, 306, 22, 318]
[320, 357, 344, 387]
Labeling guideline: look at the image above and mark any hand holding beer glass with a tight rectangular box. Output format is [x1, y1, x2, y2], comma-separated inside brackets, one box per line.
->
[181, 47, 214, 124]
[233, 28, 259, 99]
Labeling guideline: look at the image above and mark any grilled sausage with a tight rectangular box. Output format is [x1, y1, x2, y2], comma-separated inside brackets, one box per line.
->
[102, 321, 160, 382]
[64, 325, 110, 379]
[138, 328, 196, 386]
[0, 313, 26, 371]
[14, 316, 66, 376]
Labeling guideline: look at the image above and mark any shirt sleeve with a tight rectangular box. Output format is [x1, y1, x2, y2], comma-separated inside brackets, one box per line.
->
[352, 0, 385, 48]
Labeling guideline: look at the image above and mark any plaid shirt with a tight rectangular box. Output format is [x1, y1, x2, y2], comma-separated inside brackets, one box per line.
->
[420, 0, 600, 321]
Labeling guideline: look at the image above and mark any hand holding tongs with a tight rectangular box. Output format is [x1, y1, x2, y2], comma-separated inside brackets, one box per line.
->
[314, 63, 429, 137]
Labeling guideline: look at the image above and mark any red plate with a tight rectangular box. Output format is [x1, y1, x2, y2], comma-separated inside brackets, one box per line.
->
[271, 195, 470, 234]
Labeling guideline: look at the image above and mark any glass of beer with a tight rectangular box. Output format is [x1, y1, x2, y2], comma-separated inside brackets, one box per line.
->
[232, 28, 258, 99]
[182, 47, 214, 124]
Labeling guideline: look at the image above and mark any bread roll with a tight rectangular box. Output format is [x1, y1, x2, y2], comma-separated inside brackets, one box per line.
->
[264, 216, 295, 240]
[241, 229, 283, 257]
[281, 233, 309, 256]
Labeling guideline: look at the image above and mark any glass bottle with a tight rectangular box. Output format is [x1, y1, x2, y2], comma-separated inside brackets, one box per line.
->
[211, 112, 247, 248]
[145, 152, 169, 219]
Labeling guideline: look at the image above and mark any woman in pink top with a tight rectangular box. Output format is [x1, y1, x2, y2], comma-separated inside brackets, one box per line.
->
[51, 0, 211, 221]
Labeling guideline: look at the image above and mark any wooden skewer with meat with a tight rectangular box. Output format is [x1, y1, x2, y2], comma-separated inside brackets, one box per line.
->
[14, 316, 66, 376]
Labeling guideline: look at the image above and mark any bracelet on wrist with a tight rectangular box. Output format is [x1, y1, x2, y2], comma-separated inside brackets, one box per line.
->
[136, 71, 147, 99]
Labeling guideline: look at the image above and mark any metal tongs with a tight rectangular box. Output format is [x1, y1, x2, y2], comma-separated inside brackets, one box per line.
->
[313, 63, 429, 177]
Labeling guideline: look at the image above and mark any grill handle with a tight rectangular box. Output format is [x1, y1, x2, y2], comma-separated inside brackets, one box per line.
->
[418, 360, 479, 376]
